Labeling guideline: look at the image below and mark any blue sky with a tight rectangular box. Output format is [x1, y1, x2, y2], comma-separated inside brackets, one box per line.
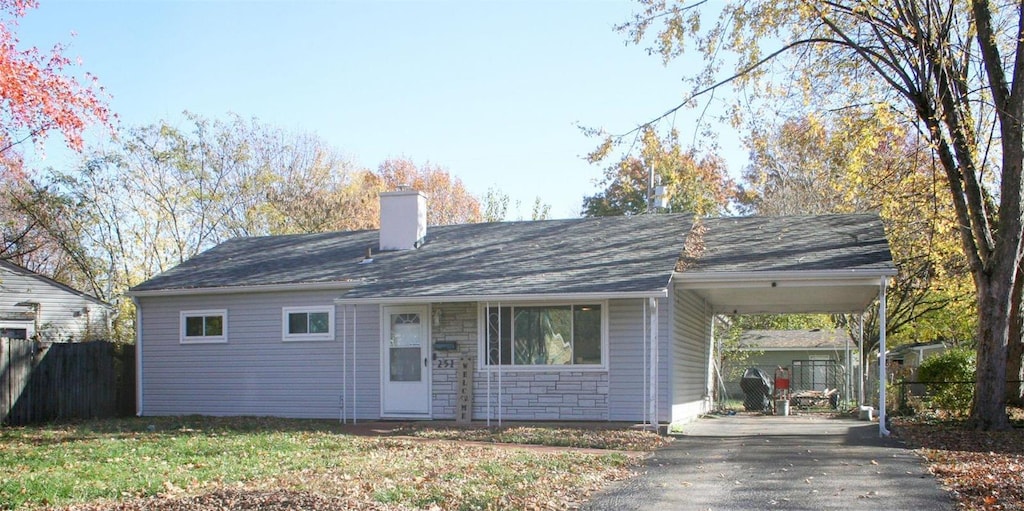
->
[18, 1, 745, 219]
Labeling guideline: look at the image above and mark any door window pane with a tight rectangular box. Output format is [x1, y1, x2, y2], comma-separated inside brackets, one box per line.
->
[390, 347, 422, 381]
[390, 313, 422, 347]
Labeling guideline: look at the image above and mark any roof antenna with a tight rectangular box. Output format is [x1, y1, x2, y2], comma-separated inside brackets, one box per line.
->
[359, 247, 374, 264]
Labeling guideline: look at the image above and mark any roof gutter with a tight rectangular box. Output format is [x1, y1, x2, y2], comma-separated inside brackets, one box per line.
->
[334, 289, 668, 305]
[673, 269, 897, 286]
[127, 281, 361, 298]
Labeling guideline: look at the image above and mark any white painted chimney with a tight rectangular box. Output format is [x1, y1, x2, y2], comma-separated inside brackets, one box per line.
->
[379, 189, 427, 251]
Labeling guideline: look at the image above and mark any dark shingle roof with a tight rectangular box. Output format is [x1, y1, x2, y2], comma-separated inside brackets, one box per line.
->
[131, 212, 895, 298]
[739, 329, 850, 350]
[131, 214, 694, 297]
[692, 214, 893, 273]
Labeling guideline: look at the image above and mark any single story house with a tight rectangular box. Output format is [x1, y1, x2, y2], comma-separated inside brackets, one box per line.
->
[0, 260, 113, 342]
[725, 329, 856, 400]
[129, 190, 896, 425]
[888, 341, 949, 370]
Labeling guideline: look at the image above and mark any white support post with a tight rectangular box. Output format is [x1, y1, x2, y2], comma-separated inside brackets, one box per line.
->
[845, 331, 851, 407]
[648, 297, 659, 429]
[858, 314, 865, 406]
[706, 304, 715, 411]
[642, 300, 648, 426]
[878, 277, 890, 437]
[486, 302, 491, 428]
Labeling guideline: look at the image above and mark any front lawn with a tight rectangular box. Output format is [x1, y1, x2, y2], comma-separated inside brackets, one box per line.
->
[0, 417, 653, 510]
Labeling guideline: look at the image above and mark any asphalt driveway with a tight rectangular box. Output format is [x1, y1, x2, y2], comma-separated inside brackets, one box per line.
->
[584, 414, 952, 511]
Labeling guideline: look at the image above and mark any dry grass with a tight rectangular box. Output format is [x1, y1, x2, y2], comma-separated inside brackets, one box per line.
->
[1, 416, 654, 511]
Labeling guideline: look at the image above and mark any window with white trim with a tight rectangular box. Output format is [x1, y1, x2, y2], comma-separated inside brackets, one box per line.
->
[180, 310, 227, 343]
[0, 321, 32, 340]
[481, 304, 604, 368]
[282, 306, 333, 341]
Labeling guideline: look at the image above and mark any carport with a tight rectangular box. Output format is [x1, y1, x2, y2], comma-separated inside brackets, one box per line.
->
[673, 215, 898, 436]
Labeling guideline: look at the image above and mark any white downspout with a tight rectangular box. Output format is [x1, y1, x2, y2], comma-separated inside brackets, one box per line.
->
[878, 277, 889, 437]
[132, 297, 143, 416]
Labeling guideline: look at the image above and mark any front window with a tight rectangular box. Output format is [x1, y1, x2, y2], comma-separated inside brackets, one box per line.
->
[282, 306, 334, 341]
[180, 310, 227, 343]
[482, 304, 604, 368]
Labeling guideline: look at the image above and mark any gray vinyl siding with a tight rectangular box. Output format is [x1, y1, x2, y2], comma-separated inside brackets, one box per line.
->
[0, 267, 111, 341]
[672, 288, 713, 421]
[338, 303, 382, 420]
[139, 291, 355, 419]
[141, 295, 672, 422]
[608, 298, 671, 422]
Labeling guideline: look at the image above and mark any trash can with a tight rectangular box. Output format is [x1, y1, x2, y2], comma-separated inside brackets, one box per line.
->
[775, 399, 790, 416]
[740, 367, 773, 413]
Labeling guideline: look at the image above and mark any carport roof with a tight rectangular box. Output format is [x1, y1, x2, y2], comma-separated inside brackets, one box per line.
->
[674, 214, 896, 314]
[684, 214, 894, 273]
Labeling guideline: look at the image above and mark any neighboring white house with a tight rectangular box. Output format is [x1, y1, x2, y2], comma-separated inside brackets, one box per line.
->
[0, 260, 113, 341]
[128, 191, 896, 425]
[888, 341, 949, 370]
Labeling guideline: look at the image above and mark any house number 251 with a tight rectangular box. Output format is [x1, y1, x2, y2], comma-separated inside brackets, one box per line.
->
[436, 359, 455, 369]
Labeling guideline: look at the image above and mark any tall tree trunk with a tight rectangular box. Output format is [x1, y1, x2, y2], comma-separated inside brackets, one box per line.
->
[969, 265, 1015, 430]
[1007, 266, 1024, 407]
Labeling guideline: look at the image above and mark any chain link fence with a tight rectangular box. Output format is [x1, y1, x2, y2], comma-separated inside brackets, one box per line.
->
[718, 359, 852, 412]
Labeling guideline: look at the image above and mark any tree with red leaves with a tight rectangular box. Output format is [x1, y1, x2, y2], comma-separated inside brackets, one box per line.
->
[0, 0, 111, 154]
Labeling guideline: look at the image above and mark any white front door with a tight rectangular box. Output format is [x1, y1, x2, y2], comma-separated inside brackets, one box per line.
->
[382, 306, 431, 417]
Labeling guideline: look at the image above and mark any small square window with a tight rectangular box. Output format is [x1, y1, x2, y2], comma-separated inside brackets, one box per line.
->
[180, 310, 227, 343]
[282, 307, 334, 341]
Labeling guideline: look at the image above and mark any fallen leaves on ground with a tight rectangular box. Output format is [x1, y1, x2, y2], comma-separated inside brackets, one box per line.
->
[6, 418, 649, 511]
[399, 425, 671, 451]
[894, 415, 1024, 511]
[45, 440, 634, 511]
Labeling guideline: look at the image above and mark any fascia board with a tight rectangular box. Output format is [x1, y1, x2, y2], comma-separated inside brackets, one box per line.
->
[673, 269, 896, 288]
[334, 289, 668, 305]
[127, 281, 361, 297]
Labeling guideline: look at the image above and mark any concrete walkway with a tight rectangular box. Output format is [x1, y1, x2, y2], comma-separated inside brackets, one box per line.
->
[584, 414, 952, 511]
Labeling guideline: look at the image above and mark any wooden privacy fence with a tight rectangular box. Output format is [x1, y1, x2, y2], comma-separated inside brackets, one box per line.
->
[1, 339, 135, 425]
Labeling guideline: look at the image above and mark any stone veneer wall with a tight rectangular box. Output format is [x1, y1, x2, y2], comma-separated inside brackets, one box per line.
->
[430, 302, 610, 421]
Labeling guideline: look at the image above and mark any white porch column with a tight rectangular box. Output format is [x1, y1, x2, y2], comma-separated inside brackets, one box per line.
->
[878, 277, 889, 437]
[858, 314, 865, 405]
